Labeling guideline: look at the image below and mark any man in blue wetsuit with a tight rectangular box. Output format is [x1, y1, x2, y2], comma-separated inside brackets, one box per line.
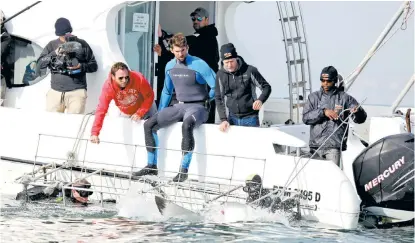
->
[133, 33, 216, 182]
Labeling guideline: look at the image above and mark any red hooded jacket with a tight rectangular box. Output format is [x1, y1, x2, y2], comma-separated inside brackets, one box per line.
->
[91, 71, 154, 136]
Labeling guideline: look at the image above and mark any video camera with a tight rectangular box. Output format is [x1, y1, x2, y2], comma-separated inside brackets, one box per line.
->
[50, 35, 84, 75]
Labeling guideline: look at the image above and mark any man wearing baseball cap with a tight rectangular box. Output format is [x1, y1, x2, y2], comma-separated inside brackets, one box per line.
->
[215, 43, 271, 131]
[188, 7, 219, 124]
[302, 66, 367, 166]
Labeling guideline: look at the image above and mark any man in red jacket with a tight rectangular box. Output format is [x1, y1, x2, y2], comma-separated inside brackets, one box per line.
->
[90, 62, 156, 144]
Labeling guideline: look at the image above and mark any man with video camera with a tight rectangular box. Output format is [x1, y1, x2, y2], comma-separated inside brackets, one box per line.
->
[37, 17, 98, 114]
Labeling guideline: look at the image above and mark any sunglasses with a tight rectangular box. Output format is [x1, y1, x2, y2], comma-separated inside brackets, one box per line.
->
[320, 79, 334, 83]
[118, 76, 130, 81]
[191, 16, 204, 22]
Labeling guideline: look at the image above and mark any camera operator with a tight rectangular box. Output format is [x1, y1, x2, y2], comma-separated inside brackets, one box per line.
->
[37, 17, 98, 114]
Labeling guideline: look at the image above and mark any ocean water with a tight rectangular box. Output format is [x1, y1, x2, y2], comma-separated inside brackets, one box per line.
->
[0, 192, 414, 243]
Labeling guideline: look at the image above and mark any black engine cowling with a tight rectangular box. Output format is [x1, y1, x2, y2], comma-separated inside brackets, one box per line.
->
[352, 133, 414, 212]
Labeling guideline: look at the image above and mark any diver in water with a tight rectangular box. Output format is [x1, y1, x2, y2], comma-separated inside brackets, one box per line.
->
[244, 174, 300, 218]
[16, 179, 93, 206]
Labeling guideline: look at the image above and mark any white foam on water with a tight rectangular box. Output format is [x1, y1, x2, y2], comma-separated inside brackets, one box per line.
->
[202, 202, 294, 228]
[114, 183, 296, 227]
[115, 183, 163, 221]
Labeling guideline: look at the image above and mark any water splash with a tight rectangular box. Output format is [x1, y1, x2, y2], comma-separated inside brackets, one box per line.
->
[202, 201, 295, 228]
[116, 183, 163, 221]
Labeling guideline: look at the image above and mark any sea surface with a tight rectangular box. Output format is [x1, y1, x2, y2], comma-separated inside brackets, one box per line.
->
[1, 192, 414, 243]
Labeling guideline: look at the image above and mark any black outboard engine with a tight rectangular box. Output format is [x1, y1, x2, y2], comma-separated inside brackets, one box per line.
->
[352, 133, 414, 228]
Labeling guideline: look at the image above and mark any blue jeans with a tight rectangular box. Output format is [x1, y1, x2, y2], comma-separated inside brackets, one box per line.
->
[228, 113, 260, 127]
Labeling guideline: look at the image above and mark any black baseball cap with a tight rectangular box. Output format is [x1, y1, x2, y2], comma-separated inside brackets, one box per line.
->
[320, 66, 338, 82]
[190, 7, 209, 18]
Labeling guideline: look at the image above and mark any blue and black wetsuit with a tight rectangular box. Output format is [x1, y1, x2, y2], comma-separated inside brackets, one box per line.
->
[135, 54, 215, 182]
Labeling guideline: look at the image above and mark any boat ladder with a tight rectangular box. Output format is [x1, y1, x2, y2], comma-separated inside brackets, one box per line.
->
[276, 1, 312, 123]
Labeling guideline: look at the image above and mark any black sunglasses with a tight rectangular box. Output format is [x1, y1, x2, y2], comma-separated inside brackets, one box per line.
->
[118, 76, 130, 81]
[191, 16, 204, 22]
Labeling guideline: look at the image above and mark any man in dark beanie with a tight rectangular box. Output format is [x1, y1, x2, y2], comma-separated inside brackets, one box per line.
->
[54, 17, 73, 36]
[37, 17, 98, 114]
[302, 66, 367, 167]
[215, 43, 271, 132]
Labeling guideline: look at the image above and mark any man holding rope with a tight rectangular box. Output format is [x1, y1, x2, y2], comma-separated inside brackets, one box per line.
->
[302, 66, 367, 166]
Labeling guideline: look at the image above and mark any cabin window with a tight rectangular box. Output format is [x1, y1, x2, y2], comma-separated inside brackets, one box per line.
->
[1, 35, 49, 88]
[115, 2, 156, 87]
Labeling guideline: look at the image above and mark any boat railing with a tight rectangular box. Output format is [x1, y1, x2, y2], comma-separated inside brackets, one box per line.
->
[14, 133, 267, 208]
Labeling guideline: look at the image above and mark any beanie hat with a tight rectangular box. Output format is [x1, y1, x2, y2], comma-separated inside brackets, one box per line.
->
[320, 66, 338, 82]
[220, 43, 238, 60]
[55, 17, 72, 36]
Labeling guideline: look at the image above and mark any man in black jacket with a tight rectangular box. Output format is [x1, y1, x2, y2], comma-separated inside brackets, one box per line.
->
[37, 17, 98, 114]
[153, 27, 175, 107]
[215, 43, 271, 132]
[155, 8, 219, 122]
[188, 7, 219, 124]
[302, 66, 367, 166]
[188, 7, 219, 73]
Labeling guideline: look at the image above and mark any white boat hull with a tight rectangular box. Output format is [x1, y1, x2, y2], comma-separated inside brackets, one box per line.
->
[0, 107, 361, 229]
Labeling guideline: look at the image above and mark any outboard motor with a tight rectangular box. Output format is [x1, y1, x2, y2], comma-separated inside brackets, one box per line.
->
[352, 133, 414, 228]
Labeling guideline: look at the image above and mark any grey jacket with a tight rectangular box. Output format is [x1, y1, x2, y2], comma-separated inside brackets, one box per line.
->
[302, 87, 367, 151]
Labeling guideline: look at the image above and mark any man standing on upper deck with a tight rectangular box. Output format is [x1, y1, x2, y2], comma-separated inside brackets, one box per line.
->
[134, 33, 216, 183]
[188, 7, 220, 124]
[154, 7, 219, 123]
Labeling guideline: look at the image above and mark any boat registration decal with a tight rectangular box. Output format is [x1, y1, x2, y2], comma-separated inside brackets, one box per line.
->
[272, 185, 321, 202]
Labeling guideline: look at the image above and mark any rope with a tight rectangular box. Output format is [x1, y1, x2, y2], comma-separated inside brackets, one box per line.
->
[282, 98, 367, 195]
[400, 2, 413, 30]
[248, 97, 368, 208]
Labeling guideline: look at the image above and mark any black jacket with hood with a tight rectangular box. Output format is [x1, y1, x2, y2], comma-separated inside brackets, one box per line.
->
[187, 24, 219, 72]
[302, 85, 367, 151]
[215, 56, 272, 121]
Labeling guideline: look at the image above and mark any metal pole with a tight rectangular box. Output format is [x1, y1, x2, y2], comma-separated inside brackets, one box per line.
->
[344, 1, 410, 91]
[391, 74, 415, 113]
[298, 2, 312, 93]
[1, 1, 41, 27]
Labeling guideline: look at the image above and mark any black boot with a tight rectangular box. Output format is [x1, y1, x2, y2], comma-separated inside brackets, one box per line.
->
[173, 168, 188, 182]
[133, 164, 158, 177]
